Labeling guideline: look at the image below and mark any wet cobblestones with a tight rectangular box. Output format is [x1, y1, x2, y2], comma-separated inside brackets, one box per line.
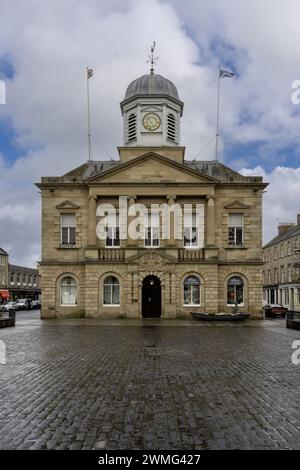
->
[0, 316, 300, 450]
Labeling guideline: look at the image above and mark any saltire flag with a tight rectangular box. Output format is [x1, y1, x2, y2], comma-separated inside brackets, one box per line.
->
[87, 68, 93, 79]
[219, 68, 235, 79]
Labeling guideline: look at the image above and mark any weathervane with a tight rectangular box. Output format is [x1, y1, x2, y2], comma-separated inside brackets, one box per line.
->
[147, 41, 159, 74]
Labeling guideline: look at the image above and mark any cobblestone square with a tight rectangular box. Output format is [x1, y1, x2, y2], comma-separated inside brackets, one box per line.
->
[0, 313, 300, 450]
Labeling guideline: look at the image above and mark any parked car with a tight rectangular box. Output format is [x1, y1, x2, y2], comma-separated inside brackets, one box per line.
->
[16, 299, 32, 310]
[263, 304, 288, 318]
[32, 300, 41, 310]
[3, 302, 18, 312]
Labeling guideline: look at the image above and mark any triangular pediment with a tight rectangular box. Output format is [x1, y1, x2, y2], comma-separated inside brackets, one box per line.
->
[126, 249, 177, 266]
[56, 200, 80, 209]
[224, 200, 249, 209]
[86, 152, 219, 185]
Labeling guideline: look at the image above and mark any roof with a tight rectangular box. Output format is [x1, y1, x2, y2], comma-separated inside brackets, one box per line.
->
[263, 224, 300, 249]
[38, 158, 266, 186]
[8, 264, 39, 274]
[0, 247, 8, 256]
[122, 72, 182, 104]
[184, 160, 257, 184]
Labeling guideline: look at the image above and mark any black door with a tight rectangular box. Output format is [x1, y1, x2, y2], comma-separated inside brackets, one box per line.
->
[142, 275, 161, 318]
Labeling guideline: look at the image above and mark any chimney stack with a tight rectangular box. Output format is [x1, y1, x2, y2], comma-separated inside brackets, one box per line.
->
[278, 222, 295, 235]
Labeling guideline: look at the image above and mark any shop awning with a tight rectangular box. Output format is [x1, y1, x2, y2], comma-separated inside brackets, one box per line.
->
[0, 290, 10, 299]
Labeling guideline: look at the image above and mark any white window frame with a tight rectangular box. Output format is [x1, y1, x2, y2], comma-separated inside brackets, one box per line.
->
[144, 213, 160, 248]
[184, 213, 199, 249]
[228, 214, 244, 247]
[183, 276, 201, 306]
[105, 213, 120, 248]
[103, 276, 120, 306]
[60, 276, 77, 306]
[226, 276, 244, 307]
[61, 213, 76, 246]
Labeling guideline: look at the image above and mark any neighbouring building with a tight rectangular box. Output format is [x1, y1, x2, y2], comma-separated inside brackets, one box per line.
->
[0, 247, 40, 303]
[36, 65, 267, 319]
[263, 215, 300, 312]
[0, 248, 9, 302]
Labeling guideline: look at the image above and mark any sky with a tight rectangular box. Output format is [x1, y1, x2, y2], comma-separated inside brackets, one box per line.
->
[0, 0, 299, 267]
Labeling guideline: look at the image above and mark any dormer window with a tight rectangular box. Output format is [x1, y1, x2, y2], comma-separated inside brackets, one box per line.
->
[167, 113, 176, 142]
[127, 113, 137, 143]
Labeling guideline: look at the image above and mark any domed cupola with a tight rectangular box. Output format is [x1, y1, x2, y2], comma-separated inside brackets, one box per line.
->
[120, 46, 184, 148]
[123, 73, 181, 103]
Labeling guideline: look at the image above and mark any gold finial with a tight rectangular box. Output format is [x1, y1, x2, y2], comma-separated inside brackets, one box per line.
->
[147, 41, 159, 75]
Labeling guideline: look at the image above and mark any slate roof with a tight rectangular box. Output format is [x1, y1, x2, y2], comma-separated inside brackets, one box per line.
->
[263, 225, 300, 249]
[60, 159, 261, 184]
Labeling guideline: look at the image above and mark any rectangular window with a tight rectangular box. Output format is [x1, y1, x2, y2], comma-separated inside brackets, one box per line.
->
[28, 275, 32, 286]
[184, 213, 199, 248]
[33, 276, 37, 287]
[103, 285, 120, 305]
[61, 214, 76, 246]
[105, 213, 120, 247]
[144, 213, 160, 248]
[23, 275, 27, 286]
[284, 288, 289, 306]
[288, 264, 292, 283]
[0, 255, 5, 266]
[17, 273, 21, 286]
[228, 214, 243, 247]
[10, 273, 14, 285]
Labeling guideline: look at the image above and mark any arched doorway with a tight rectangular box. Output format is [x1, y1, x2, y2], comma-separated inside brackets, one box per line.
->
[142, 275, 161, 318]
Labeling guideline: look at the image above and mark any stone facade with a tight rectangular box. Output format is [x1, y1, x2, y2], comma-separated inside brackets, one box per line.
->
[37, 69, 267, 319]
[263, 216, 300, 312]
[0, 247, 40, 302]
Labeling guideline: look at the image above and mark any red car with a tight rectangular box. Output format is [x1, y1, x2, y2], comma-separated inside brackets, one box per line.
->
[263, 304, 288, 318]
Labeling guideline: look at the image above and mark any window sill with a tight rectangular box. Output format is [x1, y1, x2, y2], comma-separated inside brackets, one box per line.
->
[60, 304, 78, 307]
[183, 304, 201, 307]
[103, 304, 120, 307]
[227, 304, 244, 307]
[226, 246, 247, 250]
[58, 245, 79, 250]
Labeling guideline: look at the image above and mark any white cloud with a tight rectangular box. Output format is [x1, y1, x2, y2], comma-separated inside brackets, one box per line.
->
[241, 166, 300, 244]
[0, 0, 299, 265]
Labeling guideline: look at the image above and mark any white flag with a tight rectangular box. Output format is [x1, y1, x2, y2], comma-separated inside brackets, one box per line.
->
[219, 69, 235, 79]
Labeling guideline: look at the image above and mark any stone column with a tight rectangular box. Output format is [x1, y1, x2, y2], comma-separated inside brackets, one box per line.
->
[206, 196, 216, 247]
[88, 196, 97, 247]
[127, 196, 137, 246]
[166, 195, 176, 247]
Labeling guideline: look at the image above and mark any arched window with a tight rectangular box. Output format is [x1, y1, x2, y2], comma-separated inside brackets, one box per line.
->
[227, 276, 244, 305]
[167, 113, 176, 142]
[184, 276, 200, 305]
[60, 276, 77, 305]
[103, 276, 120, 305]
[127, 113, 137, 142]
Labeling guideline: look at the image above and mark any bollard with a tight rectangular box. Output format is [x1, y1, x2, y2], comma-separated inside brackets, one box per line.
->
[286, 310, 294, 320]
[8, 308, 16, 327]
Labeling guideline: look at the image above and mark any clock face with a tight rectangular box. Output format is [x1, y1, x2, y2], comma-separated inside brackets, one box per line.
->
[143, 112, 161, 131]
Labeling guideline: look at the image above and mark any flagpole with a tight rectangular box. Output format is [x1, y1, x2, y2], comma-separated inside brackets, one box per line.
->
[86, 67, 91, 162]
[215, 65, 221, 161]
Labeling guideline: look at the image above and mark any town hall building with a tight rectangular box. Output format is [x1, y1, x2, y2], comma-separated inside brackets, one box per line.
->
[37, 66, 267, 319]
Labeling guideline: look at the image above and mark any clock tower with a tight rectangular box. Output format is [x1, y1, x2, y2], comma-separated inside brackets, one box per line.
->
[120, 69, 184, 148]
